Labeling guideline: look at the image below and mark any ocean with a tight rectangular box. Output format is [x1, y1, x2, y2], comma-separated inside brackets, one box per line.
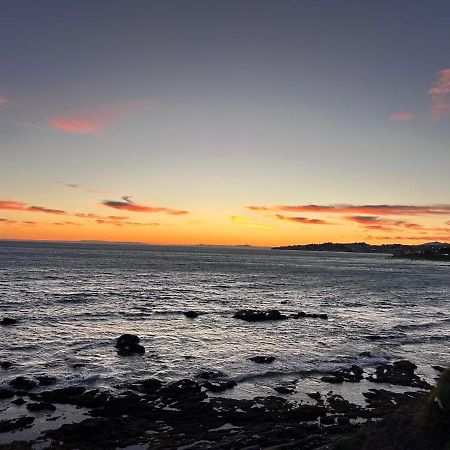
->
[1, 240, 449, 395]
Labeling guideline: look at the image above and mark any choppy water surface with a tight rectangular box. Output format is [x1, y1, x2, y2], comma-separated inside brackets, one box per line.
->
[1, 241, 449, 390]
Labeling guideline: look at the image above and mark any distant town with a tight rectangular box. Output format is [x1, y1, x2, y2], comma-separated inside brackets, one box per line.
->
[273, 242, 450, 261]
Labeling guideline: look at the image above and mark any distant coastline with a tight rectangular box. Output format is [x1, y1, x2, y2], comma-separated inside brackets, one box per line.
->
[273, 241, 450, 261]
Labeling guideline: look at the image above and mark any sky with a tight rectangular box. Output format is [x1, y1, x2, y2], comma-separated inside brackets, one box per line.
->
[1, 0, 450, 246]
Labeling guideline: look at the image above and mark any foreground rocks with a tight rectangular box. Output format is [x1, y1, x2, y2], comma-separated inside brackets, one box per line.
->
[0, 361, 443, 450]
[334, 369, 450, 450]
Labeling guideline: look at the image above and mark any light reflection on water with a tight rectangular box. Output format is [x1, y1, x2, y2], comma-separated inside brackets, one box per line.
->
[0, 241, 449, 389]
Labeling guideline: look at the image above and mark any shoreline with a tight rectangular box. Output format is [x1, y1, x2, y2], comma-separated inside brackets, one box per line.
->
[1, 356, 445, 449]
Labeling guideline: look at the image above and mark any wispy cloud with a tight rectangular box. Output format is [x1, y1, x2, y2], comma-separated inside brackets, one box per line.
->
[95, 219, 161, 227]
[0, 200, 67, 215]
[231, 216, 274, 230]
[55, 181, 104, 195]
[275, 214, 333, 225]
[0, 97, 11, 107]
[389, 112, 414, 122]
[49, 101, 144, 134]
[247, 204, 450, 216]
[428, 68, 450, 119]
[101, 196, 188, 215]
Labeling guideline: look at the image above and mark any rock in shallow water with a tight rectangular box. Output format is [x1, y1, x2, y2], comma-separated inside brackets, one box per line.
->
[233, 309, 287, 322]
[368, 360, 430, 389]
[9, 376, 37, 391]
[249, 356, 276, 364]
[1, 317, 17, 325]
[184, 311, 199, 318]
[115, 334, 145, 356]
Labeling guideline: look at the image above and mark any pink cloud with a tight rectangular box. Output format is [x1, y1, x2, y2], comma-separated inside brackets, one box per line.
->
[389, 112, 414, 122]
[49, 101, 144, 134]
[101, 196, 188, 215]
[247, 204, 450, 216]
[275, 214, 332, 225]
[428, 68, 450, 119]
[0, 97, 11, 107]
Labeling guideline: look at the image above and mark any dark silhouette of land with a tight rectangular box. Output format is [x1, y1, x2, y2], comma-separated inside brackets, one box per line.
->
[273, 242, 450, 261]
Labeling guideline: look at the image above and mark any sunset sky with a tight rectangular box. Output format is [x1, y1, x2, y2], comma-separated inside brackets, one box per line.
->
[1, 0, 450, 246]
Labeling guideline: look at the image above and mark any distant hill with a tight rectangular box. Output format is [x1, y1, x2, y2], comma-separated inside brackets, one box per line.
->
[272, 242, 450, 261]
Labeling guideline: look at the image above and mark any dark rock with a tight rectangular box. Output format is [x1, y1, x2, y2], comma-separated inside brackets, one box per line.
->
[274, 386, 295, 394]
[116, 333, 140, 347]
[1, 317, 17, 325]
[368, 360, 430, 389]
[11, 397, 26, 405]
[0, 388, 15, 399]
[320, 415, 336, 425]
[233, 309, 288, 322]
[432, 365, 445, 373]
[184, 311, 199, 318]
[249, 356, 275, 364]
[38, 386, 87, 404]
[116, 334, 145, 356]
[160, 379, 203, 399]
[27, 402, 56, 412]
[292, 311, 328, 320]
[204, 379, 237, 392]
[0, 416, 34, 433]
[72, 363, 85, 368]
[9, 376, 37, 391]
[0, 361, 12, 369]
[359, 351, 372, 357]
[37, 376, 57, 386]
[338, 365, 365, 382]
[140, 378, 162, 393]
[321, 375, 344, 384]
[307, 392, 322, 400]
[337, 415, 351, 425]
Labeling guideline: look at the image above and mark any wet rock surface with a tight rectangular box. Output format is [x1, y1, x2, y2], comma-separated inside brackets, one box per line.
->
[184, 310, 199, 318]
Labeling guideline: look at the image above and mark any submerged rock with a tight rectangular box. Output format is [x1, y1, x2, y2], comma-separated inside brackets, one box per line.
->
[233, 309, 288, 322]
[249, 356, 276, 364]
[1, 317, 17, 326]
[115, 334, 145, 356]
[184, 311, 199, 318]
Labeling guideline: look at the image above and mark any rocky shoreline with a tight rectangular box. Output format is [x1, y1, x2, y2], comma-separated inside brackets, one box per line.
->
[1, 315, 449, 449]
[1, 350, 447, 449]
